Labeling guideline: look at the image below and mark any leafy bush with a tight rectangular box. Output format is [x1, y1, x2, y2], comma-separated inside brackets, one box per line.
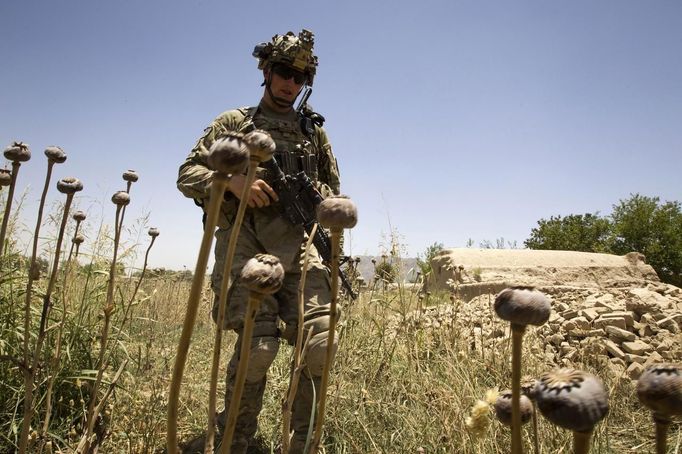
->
[609, 195, 682, 285]
[416, 241, 444, 277]
[374, 259, 398, 284]
[524, 213, 612, 252]
[525, 194, 682, 285]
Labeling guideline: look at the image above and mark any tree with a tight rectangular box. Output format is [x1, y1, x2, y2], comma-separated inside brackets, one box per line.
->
[374, 258, 398, 284]
[524, 213, 612, 252]
[416, 241, 444, 277]
[525, 194, 682, 286]
[609, 194, 682, 285]
[480, 237, 518, 249]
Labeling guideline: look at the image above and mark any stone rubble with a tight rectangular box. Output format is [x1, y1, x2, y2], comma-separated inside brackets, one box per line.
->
[395, 263, 682, 382]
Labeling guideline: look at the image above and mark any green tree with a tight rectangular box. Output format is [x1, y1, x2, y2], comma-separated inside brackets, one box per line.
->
[416, 241, 444, 277]
[479, 237, 518, 249]
[524, 213, 612, 252]
[609, 194, 682, 285]
[374, 259, 398, 284]
[525, 194, 682, 285]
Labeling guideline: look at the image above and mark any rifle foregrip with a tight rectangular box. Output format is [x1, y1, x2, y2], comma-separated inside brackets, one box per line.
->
[262, 156, 357, 300]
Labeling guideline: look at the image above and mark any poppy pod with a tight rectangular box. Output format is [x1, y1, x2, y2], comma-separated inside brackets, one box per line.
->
[111, 190, 130, 206]
[57, 177, 83, 195]
[637, 363, 682, 418]
[44, 146, 67, 164]
[521, 377, 538, 401]
[207, 134, 249, 175]
[316, 195, 358, 231]
[520, 376, 541, 454]
[148, 227, 160, 238]
[122, 169, 139, 183]
[4, 141, 31, 162]
[495, 390, 533, 426]
[243, 129, 276, 163]
[0, 169, 11, 187]
[240, 254, 285, 295]
[494, 286, 551, 327]
[72, 211, 86, 222]
[73, 234, 85, 245]
[535, 369, 608, 433]
[636, 363, 682, 454]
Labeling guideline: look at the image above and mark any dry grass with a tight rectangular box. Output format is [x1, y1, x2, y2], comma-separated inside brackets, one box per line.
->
[1, 204, 680, 452]
[2, 254, 682, 453]
[81, 282, 682, 451]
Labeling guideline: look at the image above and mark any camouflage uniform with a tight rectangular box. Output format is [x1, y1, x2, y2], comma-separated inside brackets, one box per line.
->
[177, 83, 341, 451]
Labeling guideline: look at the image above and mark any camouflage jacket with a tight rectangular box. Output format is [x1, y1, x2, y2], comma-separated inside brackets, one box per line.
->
[177, 101, 341, 228]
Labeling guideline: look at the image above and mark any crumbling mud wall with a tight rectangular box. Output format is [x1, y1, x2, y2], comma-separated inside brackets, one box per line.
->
[415, 248, 682, 380]
[428, 249, 659, 299]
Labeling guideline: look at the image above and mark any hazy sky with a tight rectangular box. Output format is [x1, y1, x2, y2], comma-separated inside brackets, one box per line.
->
[1, 1, 681, 270]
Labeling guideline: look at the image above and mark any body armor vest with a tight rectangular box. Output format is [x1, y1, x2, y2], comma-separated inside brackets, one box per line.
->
[238, 106, 320, 182]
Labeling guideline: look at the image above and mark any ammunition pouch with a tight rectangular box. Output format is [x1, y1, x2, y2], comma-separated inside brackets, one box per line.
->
[274, 150, 318, 180]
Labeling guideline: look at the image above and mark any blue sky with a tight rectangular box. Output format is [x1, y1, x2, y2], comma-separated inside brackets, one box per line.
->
[1, 1, 681, 270]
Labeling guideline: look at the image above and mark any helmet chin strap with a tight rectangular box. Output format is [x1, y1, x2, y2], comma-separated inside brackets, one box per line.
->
[265, 73, 303, 109]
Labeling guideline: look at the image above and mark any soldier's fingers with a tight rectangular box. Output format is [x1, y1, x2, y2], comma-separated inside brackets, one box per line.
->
[253, 180, 275, 201]
[257, 189, 272, 207]
[252, 190, 268, 208]
[261, 183, 278, 202]
[250, 193, 263, 208]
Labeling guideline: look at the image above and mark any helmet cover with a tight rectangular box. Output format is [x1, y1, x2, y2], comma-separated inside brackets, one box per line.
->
[253, 29, 318, 85]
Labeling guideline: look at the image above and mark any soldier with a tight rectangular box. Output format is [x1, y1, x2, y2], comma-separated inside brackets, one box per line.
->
[177, 30, 341, 453]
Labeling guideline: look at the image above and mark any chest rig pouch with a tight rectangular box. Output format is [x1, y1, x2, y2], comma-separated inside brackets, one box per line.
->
[238, 107, 320, 182]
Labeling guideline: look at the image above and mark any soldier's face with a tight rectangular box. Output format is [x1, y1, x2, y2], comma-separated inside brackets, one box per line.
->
[266, 66, 304, 104]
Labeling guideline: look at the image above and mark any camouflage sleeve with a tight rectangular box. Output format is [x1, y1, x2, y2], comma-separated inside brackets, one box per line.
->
[177, 110, 245, 200]
[315, 126, 341, 199]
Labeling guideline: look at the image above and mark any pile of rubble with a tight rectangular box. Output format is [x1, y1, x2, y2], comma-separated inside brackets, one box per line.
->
[400, 248, 682, 379]
[540, 284, 682, 379]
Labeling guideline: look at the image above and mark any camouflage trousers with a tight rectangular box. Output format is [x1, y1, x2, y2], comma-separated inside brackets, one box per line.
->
[211, 210, 337, 454]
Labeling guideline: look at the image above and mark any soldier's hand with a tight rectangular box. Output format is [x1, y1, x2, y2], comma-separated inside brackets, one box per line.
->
[228, 175, 279, 208]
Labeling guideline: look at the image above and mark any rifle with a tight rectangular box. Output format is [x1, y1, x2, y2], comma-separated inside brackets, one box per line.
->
[261, 157, 358, 300]
[296, 87, 326, 136]
[295, 86, 312, 114]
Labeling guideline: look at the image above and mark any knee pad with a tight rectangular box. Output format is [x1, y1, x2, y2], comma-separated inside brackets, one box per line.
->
[304, 330, 337, 377]
[245, 336, 279, 383]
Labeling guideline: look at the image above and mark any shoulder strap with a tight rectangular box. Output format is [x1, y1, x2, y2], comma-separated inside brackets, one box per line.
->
[193, 106, 257, 225]
[236, 106, 259, 134]
[298, 105, 325, 142]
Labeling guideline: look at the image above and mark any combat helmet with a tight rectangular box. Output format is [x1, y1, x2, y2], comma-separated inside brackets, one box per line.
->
[253, 30, 318, 86]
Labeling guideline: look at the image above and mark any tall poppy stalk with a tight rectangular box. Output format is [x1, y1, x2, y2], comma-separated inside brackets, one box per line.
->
[78, 190, 130, 453]
[308, 195, 358, 454]
[18, 175, 82, 454]
[206, 130, 275, 454]
[0, 141, 31, 256]
[167, 133, 249, 454]
[42, 210, 87, 439]
[219, 254, 284, 454]
[494, 287, 551, 454]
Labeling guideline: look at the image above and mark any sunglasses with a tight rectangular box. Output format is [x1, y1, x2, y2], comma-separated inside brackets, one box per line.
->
[272, 64, 308, 85]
